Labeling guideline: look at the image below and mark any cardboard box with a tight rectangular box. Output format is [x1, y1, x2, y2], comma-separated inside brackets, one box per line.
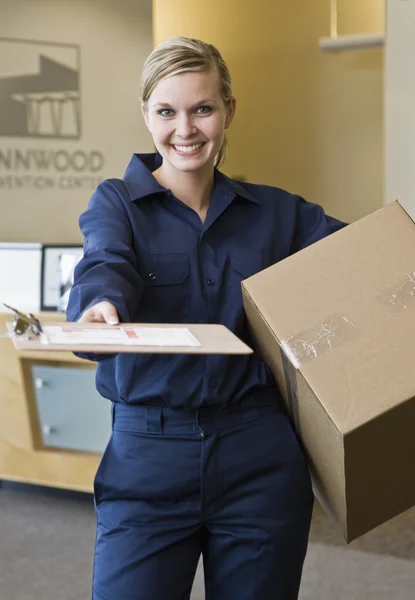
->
[242, 201, 415, 543]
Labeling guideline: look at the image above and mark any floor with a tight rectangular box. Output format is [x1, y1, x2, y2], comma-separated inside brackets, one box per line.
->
[0, 481, 414, 599]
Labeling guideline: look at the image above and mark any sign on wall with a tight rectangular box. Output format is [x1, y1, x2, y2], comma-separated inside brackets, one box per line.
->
[0, 38, 104, 192]
[0, 0, 153, 243]
[0, 38, 81, 139]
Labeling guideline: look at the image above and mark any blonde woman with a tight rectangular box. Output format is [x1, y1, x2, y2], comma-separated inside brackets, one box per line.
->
[67, 37, 346, 600]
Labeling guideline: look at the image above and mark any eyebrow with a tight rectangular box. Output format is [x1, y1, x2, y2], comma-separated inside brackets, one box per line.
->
[153, 98, 218, 109]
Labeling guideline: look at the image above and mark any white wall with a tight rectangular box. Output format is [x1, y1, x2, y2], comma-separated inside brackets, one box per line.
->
[0, 0, 153, 243]
[385, 0, 415, 219]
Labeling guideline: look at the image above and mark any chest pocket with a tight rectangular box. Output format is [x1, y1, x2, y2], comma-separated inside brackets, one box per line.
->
[138, 253, 190, 322]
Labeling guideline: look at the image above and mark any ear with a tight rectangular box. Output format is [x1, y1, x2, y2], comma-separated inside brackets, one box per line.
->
[141, 103, 150, 129]
[225, 97, 236, 129]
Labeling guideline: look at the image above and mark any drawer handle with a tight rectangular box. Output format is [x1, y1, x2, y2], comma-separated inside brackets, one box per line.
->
[42, 424, 56, 436]
[35, 378, 48, 389]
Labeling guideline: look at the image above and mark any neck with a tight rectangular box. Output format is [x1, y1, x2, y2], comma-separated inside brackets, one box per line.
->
[153, 162, 214, 214]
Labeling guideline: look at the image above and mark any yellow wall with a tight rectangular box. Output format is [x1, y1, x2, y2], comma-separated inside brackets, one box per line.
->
[153, 0, 384, 223]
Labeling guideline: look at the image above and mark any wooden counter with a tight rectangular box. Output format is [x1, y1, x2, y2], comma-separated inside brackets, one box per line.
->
[0, 312, 103, 492]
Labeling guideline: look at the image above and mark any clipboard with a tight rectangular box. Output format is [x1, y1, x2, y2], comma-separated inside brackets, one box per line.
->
[2, 305, 253, 355]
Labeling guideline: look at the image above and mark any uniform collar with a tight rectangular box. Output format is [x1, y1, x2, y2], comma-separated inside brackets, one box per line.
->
[122, 153, 261, 205]
[122, 153, 165, 200]
[214, 170, 260, 205]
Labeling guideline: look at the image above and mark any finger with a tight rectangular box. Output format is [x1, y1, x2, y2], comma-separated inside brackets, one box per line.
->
[100, 303, 119, 325]
[78, 308, 105, 323]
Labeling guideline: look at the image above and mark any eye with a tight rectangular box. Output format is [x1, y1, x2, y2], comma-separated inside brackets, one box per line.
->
[157, 109, 174, 117]
[195, 106, 212, 115]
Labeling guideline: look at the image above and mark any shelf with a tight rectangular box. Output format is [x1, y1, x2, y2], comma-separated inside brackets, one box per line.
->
[319, 33, 384, 52]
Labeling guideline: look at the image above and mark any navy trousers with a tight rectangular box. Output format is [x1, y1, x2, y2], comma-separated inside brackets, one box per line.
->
[92, 397, 314, 599]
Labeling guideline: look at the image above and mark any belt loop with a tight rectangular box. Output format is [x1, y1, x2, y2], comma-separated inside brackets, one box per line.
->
[111, 402, 115, 428]
[195, 409, 204, 435]
[145, 406, 163, 434]
[240, 395, 260, 423]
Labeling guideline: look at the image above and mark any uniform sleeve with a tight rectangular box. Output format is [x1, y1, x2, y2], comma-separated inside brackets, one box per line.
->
[290, 195, 347, 253]
[66, 180, 144, 324]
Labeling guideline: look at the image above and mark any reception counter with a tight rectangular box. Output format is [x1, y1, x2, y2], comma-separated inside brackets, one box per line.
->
[0, 312, 111, 492]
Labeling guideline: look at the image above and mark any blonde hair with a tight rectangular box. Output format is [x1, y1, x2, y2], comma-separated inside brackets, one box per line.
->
[140, 37, 233, 168]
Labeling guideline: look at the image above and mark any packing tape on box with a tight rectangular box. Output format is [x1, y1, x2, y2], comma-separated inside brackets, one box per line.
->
[281, 315, 358, 370]
[280, 314, 357, 434]
[280, 271, 415, 370]
[381, 272, 415, 316]
[279, 271, 414, 430]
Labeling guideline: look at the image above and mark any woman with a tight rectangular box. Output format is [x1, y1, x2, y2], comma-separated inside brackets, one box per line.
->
[67, 37, 346, 600]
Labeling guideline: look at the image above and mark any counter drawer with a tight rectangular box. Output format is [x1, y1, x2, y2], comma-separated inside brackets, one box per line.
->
[31, 365, 111, 453]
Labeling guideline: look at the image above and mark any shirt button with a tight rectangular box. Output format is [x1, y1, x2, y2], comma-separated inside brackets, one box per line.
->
[148, 272, 157, 281]
[210, 379, 218, 388]
[207, 278, 215, 286]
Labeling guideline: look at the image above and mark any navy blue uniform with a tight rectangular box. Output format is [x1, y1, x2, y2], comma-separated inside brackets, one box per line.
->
[67, 153, 346, 600]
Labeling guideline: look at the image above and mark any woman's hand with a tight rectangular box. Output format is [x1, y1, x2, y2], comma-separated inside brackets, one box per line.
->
[78, 301, 120, 325]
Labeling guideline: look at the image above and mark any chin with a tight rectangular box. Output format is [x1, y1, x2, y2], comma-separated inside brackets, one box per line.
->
[168, 156, 214, 174]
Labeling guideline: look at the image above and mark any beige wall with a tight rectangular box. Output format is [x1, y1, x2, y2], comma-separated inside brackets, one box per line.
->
[385, 0, 415, 220]
[153, 0, 384, 223]
[0, 0, 384, 244]
[0, 0, 153, 243]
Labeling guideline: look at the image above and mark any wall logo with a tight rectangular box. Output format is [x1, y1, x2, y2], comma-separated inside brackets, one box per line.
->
[0, 38, 105, 191]
[0, 38, 81, 139]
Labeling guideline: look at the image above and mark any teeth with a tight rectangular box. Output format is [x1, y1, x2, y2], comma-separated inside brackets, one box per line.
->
[174, 143, 203, 153]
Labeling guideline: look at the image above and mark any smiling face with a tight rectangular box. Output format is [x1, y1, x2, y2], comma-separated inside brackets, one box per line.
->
[142, 70, 235, 176]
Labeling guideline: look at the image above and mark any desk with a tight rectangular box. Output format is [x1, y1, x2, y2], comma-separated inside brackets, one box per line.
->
[0, 312, 109, 492]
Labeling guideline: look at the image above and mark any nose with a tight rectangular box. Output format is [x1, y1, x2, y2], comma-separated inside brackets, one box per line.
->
[176, 113, 197, 138]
